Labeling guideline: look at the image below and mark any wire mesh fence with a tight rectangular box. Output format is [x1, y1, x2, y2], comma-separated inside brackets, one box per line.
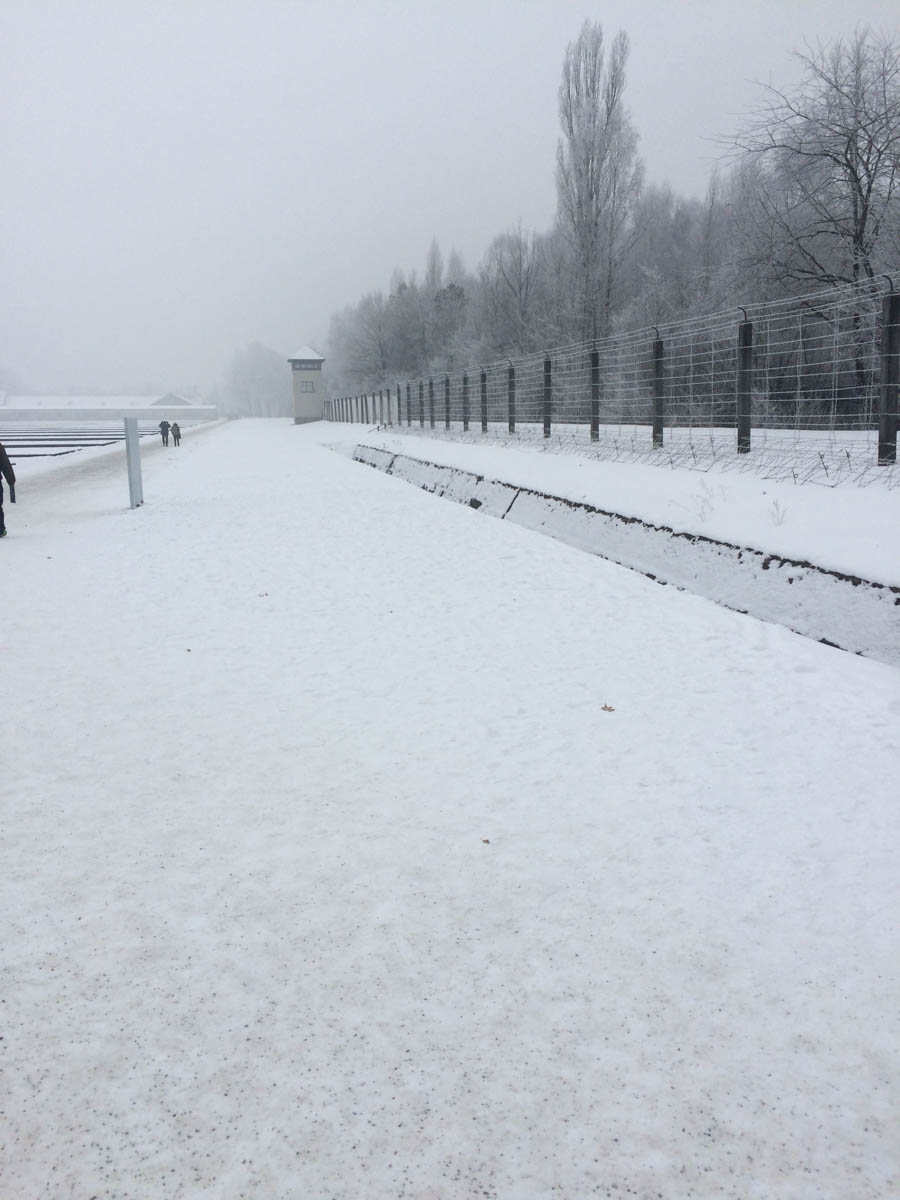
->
[327, 276, 900, 486]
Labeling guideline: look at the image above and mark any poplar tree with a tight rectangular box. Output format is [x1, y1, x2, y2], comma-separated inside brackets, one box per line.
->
[556, 20, 643, 339]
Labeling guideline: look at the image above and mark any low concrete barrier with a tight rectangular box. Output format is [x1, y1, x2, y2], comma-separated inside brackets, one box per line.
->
[352, 444, 900, 667]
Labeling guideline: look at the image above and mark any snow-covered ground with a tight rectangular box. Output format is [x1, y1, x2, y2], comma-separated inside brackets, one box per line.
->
[341, 427, 900, 587]
[3, 419, 899, 1199]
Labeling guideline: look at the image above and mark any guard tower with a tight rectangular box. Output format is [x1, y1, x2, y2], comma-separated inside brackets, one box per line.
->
[288, 345, 325, 424]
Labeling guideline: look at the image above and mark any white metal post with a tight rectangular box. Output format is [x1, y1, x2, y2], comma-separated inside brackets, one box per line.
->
[124, 418, 143, 507]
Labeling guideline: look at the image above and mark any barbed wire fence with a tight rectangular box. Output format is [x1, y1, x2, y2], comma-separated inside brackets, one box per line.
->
[326, 276, 900, 488]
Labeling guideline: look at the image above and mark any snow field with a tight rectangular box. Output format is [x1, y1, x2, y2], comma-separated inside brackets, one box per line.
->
[2, 420, 899, 1198]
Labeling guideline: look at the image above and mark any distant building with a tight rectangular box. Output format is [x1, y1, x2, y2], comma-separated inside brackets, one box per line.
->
[287, 346, 325, 424]
[153, 392, 193, 407]
[3, 394, 160, 410]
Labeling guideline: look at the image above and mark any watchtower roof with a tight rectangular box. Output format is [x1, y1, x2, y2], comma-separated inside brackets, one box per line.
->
[288, 346, 324, 362]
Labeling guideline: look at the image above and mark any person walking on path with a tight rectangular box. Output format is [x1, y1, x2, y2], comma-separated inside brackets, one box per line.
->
[0, 440, 16, 538]
[171, 422, 181, 446]
[159, 420, 170, 446]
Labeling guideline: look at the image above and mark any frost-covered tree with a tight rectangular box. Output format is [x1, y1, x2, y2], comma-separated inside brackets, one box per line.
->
[477, 225, 545, 356]
[222, 342, 293, 418]
[329, 292, 393, 387]
[556, 20, 643, 339]
[726, 28, 900, 286]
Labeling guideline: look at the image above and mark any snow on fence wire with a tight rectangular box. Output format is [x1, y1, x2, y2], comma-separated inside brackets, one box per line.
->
[326, 277, 900, 486]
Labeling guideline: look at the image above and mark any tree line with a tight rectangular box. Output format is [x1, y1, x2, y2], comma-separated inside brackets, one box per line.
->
[325, 24, 900, 399]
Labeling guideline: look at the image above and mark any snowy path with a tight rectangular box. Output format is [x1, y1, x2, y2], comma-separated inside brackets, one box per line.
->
[3, 420, 899, 1198]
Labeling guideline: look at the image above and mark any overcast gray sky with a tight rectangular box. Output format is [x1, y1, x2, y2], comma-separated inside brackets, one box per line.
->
[2, 0, 897, 393]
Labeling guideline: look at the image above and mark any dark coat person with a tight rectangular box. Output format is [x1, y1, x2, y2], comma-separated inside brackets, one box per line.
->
[159, 420, 170, 446]
[0, 441, 16, 538]
[171, 422, 181, 446]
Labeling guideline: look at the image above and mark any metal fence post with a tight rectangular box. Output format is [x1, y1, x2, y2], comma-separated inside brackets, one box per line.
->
[508, 363, 516, 434]
[379, 389, 384, 425]
[406, 382, 412, 426]
[428, 378, 435, 428]
[124, 417, 143, 508]
[653, 338, 664, 448]
[737, 320, 753, 453]
[463, 372, 470, 431]
[481, 369, 488, 433]
[419, 380, 425, 428]
[444, 375, 450, 430]
[543, 354, 552, 438]
[879, 292, 899, 464]
[590, 348, 600, 442]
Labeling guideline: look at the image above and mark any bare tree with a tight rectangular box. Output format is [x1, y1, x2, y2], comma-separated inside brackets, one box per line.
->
[616, 184, 708, 328]
[727, 28, 900, 287]
[351, 292, 393, 381]
[478, 224, 544, 355]
[556, 20, 643, 339]
[445, 248, 468, 287]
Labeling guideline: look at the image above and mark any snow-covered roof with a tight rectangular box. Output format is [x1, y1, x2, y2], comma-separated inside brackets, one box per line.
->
[152, 392, 193, 406]
[288, 346, 324, 362]
[1, 394, 160, 409]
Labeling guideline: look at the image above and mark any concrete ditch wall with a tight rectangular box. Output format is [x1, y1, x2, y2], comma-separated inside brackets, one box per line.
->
[352, 444, 900, 667]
